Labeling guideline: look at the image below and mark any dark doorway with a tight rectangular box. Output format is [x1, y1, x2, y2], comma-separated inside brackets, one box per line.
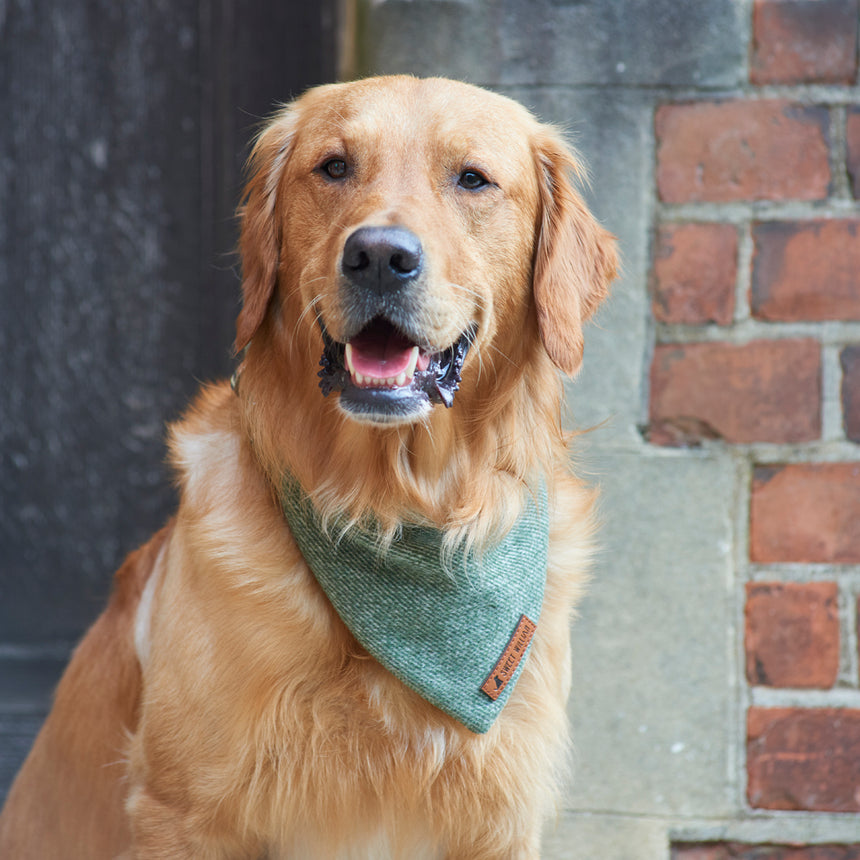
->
[0, 0, 340, 798]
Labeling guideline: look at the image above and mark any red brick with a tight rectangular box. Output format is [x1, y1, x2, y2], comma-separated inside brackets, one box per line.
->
[751, 0, 859, 85]
[842, 346, 860, 442]
[848, 107, 860, 199]
[745, 582, 839, 689]
[648, 339, 821, 446]
[652, 223, 737, 325]
[752, 220, 860, 322]
[747, 707, 860, 812]
[751, 463, 860, 563]
[655, 100, 831, 203]
[672, 844, 860, 860]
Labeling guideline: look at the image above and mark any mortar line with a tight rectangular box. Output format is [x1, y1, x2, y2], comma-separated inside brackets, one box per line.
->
[842, 578, 860, 689]
[822, 343, 847, 443]
[639, 97, 660, 432]
[735, 219, 753, 324]
[830, 105, 851, 199]
[751, 686, 860, 708]
[655, 319, 860, 347]
[510, 82, 860, 104]
[748, 564, 860, 583]
[838, 580, 859, 688]
[732, 451, 754, 814]
[657, 200, 860, 222]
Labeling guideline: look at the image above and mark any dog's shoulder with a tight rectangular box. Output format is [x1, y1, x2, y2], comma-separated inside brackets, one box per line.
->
[166, 380, 275, 521]
[113, 519, 175, 619]
[163, 379, 307, 591]
[167, 380, 244, 487]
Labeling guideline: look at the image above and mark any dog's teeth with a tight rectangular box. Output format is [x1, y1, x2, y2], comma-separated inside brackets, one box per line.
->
[405, 346, 419, 379]
[346, 344, 419, 388]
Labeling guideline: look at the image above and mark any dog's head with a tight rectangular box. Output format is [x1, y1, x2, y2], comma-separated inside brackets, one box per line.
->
[235, 76, 616, 428]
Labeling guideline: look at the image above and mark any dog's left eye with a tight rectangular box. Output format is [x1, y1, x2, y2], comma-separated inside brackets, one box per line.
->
[457, 169, 490, 190]
[320, 158, 349, 180]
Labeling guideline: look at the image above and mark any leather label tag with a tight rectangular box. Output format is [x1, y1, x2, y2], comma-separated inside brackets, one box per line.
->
[480, 615, 537, 701]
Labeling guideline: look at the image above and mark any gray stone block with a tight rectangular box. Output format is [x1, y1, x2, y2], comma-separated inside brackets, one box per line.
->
[0, 1, 338, 646]
[0, 0, 212, 642]
[544, 812, 669, 860]
[566, 450, 738, 819]
[356, 0, 746, 87]
[0, 653, 65, 802]
[499, 87, 654, 445]
[0, 714, 45, 805]
[0, 654, 66, 713]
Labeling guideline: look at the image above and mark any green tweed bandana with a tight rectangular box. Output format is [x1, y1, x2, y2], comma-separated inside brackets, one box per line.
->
[280, 479, 549, 734]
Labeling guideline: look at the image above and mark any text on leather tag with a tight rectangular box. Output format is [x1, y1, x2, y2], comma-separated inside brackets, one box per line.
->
[480, 615, 537, 701]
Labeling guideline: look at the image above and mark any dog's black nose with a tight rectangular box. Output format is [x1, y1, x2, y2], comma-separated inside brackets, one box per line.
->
[341, 226, 423, 294]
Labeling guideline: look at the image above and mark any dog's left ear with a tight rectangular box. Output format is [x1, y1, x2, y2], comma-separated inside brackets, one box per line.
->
[532, 131, 618, 376]
[234, 107, 297, 355]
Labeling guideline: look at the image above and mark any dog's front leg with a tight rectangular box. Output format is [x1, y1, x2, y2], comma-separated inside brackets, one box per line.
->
[447, 844, 541, 860]
[126, 785, 264, 860]
[125, 786, 206, 859]
[445, 822, 542, 860]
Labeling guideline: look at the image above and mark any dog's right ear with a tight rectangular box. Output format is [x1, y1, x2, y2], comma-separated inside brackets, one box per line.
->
[532, 129, 618, 376]
[234, 107, 297, 355]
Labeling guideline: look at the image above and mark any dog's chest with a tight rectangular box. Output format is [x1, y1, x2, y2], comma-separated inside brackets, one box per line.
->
[272, 826, 445, 860]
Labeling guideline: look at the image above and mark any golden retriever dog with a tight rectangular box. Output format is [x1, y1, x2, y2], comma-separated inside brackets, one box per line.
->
[0, 76, 616, 859]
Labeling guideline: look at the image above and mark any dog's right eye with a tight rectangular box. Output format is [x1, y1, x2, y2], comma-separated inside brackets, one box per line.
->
[457, 169, 490, 191]
[320, 158, 349, 180]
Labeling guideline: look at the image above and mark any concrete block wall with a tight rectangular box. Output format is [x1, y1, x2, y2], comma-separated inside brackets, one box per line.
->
[353, 0, 860, 856]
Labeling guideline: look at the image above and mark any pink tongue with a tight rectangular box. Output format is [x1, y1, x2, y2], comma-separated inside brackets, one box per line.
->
[349, 325, 416, 378]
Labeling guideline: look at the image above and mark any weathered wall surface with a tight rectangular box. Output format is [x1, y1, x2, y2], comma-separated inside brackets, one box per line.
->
[353, 0, 860, 856]
[0, 0, 338, 797]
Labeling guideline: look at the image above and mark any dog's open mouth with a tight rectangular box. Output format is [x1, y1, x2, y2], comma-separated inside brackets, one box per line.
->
[318, 317, 474, 422]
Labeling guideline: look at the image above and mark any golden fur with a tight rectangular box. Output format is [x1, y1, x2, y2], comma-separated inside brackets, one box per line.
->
[0, 76, 616, 859]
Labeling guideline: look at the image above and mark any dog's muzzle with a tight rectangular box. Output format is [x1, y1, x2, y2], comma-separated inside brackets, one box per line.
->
[318, 320, 473, 422]
[317, 226, 474, 424]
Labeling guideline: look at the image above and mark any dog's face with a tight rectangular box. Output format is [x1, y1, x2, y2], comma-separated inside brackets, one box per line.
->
[285, 80, 542, 425]
[236, 76, 616, 428]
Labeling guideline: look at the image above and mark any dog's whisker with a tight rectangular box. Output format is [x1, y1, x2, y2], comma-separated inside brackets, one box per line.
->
[293, 294, 329, 341]
[443, 281, 486, 304]
[483, 341, 518, 370]
[289, 277, 341, 342]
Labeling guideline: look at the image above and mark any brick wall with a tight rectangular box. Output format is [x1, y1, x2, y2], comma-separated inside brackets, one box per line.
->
[650, 0, 860, 853]
[361, 0, 860, 854]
